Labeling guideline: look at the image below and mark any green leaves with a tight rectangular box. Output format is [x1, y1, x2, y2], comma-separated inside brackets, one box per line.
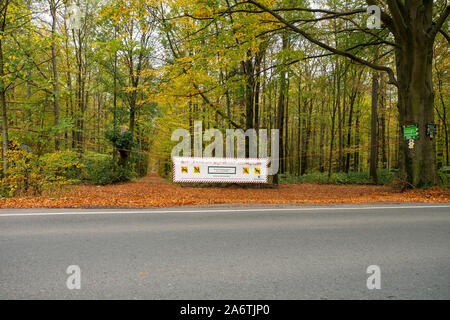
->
[105, 128, 136, 151]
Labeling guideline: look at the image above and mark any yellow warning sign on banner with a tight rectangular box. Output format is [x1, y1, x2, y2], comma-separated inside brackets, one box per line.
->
[255, 168, 261, 174]
[194, 166, 200, 173]
[243, 167, 249, 174]
[181, 166, 188, 173]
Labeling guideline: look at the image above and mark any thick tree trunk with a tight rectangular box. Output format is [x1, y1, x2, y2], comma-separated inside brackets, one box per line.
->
[389, 0, 441, 188]
[395, 41, 437, 187]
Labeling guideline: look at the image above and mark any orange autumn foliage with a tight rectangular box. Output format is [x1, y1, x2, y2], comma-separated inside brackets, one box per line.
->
[0, 173, 448, 209]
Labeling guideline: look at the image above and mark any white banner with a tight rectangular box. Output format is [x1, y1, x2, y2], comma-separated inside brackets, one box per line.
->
[172, 157, 268, 183]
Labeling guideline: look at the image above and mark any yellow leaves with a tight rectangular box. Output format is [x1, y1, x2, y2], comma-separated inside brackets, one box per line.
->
[0, 149, 82, 198]
[192, 7, 212, 19]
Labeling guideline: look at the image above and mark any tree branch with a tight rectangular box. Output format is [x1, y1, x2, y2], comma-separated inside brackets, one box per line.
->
[385, 0, 408, 37]
[438, 29, 450, 44]
[430, 6, 450, 40]
[245, 0, 398, 87]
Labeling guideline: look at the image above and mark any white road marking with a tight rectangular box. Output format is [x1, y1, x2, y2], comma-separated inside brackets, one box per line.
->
[0, 205, 449, 217]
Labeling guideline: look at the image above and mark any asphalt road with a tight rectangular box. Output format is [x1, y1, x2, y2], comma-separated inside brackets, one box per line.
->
[0, 204, 449, 299]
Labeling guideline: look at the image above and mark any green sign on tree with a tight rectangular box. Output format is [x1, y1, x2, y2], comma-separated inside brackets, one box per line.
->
[404, 125, 419, 140]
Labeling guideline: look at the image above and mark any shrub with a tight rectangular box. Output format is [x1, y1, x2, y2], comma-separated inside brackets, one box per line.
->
[437, 167, 450, 188]
[39, 150, 84, 182]
[0, 149, 74, 197]
[279, 169, 395, 185]
[0, 148, 142, 196]
[81, 152, 135, 185]
[377, 169, 396, 185]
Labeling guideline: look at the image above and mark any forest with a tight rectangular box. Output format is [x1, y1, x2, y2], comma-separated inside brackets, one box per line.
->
[0, 0, 448, 198]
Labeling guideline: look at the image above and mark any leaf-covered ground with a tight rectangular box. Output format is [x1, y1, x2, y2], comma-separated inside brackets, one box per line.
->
[0, 173, 448, 208]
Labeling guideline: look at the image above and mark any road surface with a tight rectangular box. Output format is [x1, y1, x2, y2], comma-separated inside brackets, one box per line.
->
[0, 204, 449, 299]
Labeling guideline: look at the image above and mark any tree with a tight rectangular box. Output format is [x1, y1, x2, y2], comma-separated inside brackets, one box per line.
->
[0, 0, 10, 174]
[370, 71, 378, 183]
[49, 0, 61, 150]
[243, 0, 449, 187]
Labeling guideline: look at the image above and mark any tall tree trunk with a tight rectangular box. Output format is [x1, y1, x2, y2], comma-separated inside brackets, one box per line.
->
[318, 96, 325, 172]
[0, 76, 7, 174]
[345, 84, 358, 173]
[113, 32, 118, 160]
[284, 79, 289, 173]
[370, 72, 379, 184]
[353, 107, 360, 172]
[276, 72, 285, 176]
[63, 8, 75, 149]
[296, 76, 301, 175]
[254, 49, 264, 131]
[50, 0, 60, 150]
[336, 72, 342, 173]
[434, 47, 448, 166]
[0, 4, 8, 174]
[273, 32, 288, 184]
[380, 79, 387, 169]
[301, 99, 313, 175]
[328, 69, 337, 178]
[440, 98, 448, 167]
[243, 52, 254, 132]
[73, 28, 84, 153]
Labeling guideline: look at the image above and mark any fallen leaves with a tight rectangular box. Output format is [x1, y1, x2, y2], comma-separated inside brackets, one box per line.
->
[0, 173, 448, 209]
